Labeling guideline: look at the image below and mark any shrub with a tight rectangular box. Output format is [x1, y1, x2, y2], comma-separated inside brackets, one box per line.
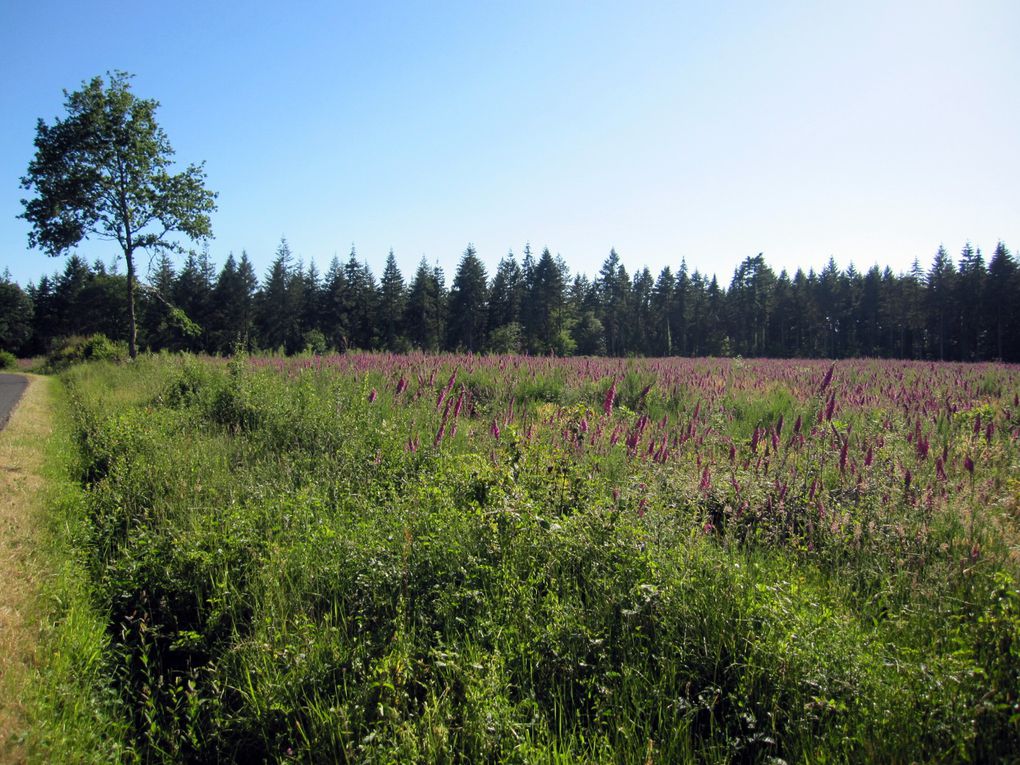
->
[46, 334, 128, 371]
[0, 349, 16, 370]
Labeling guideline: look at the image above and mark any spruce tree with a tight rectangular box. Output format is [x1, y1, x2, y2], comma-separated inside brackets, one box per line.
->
[447, 245, 488, 352]
[487, 252, 523, 349]
[379, 250, 407, 350]
[987, 242, 1018, 361]
[406, 258, 445, 351]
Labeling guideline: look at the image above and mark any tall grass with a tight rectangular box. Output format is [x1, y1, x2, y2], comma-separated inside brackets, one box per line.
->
[43, 353, 1020, 762]
[5, 377, 130, 763]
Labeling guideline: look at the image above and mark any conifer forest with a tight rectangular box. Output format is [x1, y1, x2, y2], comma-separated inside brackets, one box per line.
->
[2, 238, 1019, 363]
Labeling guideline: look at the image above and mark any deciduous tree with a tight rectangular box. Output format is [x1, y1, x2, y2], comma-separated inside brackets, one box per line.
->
[19, 72, 216, 358]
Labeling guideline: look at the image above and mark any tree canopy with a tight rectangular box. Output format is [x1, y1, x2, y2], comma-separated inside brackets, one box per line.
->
[7, 239, 1020, 362]
[19, 71, 216, 357]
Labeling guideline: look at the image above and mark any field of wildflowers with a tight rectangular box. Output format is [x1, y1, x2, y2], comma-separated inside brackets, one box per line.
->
[49, 353, 1020, 762]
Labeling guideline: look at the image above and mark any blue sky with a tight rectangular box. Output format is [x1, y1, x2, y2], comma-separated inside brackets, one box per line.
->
[2, 1, 1018, 288]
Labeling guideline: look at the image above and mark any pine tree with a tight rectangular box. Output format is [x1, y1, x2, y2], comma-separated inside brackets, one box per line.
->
[926, 246, 956, 360]
[447, 245, 489, 352]
[769, 270, 795, 356]
[858, 266, 882, 356]
[569, 274, 604, 356]
[208, 252, 257, 353]
[842, 263, 863, 357]
[597, 250, 630, 356]
[378, 250, 407, 351]
[300, 260, 323, 349]
[77, 266, 128, 342]
[673, 260, 690, 356]
[173, 250, 214, 351]
[25, 276, 55, 355]
[487, 252, 523, 349]
[344, 248, 379, 350]
[322, 256, 350, 351]
[987, 242, 1017, 361]
[523, 248, 568, 354]
[53, 255, 93, 338]
[816, 258, 844, 358]
[406, 258, 446, 352]
[140, 252, 178, 350]
[256, 238, 301, 353]
[0, 272, 34, 354]
[629, 267, 654, 355]
[956, 243, 987, 360]
[649, 267, 675, 356]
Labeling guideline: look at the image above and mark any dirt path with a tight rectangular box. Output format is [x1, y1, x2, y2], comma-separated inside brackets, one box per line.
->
[0, 376, 52, 762]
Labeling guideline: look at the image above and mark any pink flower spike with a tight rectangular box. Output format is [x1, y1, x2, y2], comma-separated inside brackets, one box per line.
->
[964, 455, 975, 474]
[368, 388, 377, 403]
[603, 380, 617, 417]
[699, 466, 711, 493]
[825, 393, 836, 422]
[819, 363, 835, 393]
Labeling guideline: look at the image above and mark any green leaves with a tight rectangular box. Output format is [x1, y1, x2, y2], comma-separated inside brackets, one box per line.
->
[21, 71, 217, 357]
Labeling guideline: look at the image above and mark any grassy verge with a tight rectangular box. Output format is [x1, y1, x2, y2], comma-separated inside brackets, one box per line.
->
[0, 375, 49, 761]
[0, 375, 129, 764]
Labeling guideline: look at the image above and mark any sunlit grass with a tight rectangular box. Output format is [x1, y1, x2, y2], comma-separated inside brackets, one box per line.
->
[34, 353, 1020, 762]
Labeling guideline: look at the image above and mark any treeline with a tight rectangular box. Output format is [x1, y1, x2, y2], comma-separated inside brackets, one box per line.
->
[2, 239, 1018, 361]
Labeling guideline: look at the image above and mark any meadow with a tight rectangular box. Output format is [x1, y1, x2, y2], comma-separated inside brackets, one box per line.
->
[40, 353, 1020, 762]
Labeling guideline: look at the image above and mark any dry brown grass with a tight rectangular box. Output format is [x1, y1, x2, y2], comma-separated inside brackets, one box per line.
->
[0, 376, 53, 764]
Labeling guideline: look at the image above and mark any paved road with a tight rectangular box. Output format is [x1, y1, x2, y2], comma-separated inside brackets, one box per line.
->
[0, 374, 29, 430]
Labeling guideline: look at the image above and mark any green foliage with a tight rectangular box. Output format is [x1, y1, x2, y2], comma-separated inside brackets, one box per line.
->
[15, 378, 133, 763]
[46, 334, 127, 371]
[45, 356, 1020, 762]
[0, 274, 34, 354]
[11, 236, 1020, 361]
[0, 349, 16, 369]
[488, 321, 523, 354]
[20, 71, 216, 357]
[302, 329, 327, 355]
[20, 72, 216, 259]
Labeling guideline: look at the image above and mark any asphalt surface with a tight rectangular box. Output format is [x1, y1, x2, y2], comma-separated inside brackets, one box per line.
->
[0, 374, 29, 430]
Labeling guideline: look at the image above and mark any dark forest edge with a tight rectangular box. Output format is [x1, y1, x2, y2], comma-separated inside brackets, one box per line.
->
[2, 238, 1017, 363]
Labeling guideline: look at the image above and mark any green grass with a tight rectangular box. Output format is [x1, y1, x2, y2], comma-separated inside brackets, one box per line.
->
[5, 377, 130, 763]
[26, 353, 1020, 763]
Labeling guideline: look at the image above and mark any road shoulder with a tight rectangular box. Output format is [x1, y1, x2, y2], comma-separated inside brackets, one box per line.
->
[0, 375, 50, 763]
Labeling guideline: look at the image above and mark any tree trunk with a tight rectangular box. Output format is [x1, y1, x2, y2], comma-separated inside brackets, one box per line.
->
[126, 249, 137, 359]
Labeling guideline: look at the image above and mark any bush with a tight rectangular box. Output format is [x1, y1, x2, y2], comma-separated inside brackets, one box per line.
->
[0, 349, 15, 370]
[47, 334, 128, 371]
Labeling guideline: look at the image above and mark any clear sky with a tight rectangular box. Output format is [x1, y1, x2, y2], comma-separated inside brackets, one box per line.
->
[2, 1, 1018, 288]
